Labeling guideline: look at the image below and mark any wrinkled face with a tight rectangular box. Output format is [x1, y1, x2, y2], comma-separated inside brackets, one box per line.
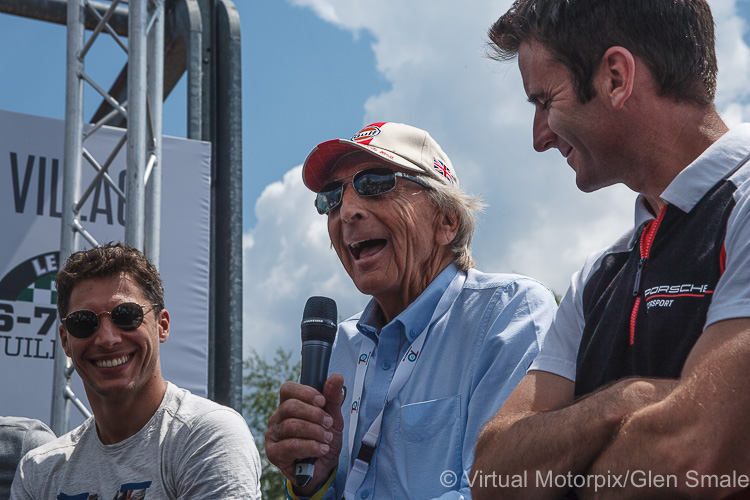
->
[325, 153, 447, 306]
[518, 41, 619, 192]
[59, 273, 169, 404]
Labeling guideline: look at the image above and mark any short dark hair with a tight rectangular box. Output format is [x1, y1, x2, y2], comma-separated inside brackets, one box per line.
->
[488, 0, 718, 105]
[55, 242, 164, 318]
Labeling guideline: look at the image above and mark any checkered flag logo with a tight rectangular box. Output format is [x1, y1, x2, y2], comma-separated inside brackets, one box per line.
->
[16, 273, 57, 305]
[0, 251, 60, 305]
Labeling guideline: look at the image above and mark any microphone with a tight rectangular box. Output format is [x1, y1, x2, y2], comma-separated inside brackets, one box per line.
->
[295, 296, 338, 488]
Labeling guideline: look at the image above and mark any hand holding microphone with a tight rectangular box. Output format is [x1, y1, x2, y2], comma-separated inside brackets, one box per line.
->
[294, 296, 338, 487]
[265, 296, 344, 495]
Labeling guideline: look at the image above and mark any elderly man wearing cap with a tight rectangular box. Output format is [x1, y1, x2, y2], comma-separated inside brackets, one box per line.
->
[265, 122, 557, 499]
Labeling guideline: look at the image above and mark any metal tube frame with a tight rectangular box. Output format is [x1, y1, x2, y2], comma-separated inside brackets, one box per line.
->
[51, 0, 165, 434]
[51, 0, 86, 434]
[0, 0, 244, 427]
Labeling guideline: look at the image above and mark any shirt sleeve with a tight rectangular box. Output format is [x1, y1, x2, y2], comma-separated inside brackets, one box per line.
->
[9, 454, 36, 500]
[20, 421, 56, 457]
[528, 245, 613, 382]
[7, 420, 56, 500]
[171, 408, 262, 500]
[434, 277, 557, 499]
[528, 279, 582, 381]
[706, 175, 750, 327]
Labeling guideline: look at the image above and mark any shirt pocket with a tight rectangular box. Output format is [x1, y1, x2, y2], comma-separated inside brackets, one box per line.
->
[399, 394, 460, 442]
[390, 395, 463, 497]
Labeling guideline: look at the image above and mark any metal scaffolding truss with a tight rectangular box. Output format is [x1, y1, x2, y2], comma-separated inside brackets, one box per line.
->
[0, 0, 244, 436]
[50, 0, 166, 434]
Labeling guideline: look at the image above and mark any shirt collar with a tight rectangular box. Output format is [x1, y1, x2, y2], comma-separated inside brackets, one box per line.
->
[356, 263, 460, 344]
[661, 123, 750, 211]
[631, 123, 750, 243]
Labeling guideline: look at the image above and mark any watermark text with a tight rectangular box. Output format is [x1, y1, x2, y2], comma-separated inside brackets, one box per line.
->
[438, 469, 750, 493]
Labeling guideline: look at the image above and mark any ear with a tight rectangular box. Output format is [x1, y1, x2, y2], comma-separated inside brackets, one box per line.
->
[157, 308, 170, 343]
[59, 324, 71, 358]
[598, 46, 635, 110]
[435, 211, 459, 247]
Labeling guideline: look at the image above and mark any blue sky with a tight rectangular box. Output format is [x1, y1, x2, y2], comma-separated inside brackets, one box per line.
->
[242, 1, 388, 227]
[0, 1, 388, 229]
[1, 0, 749, 361]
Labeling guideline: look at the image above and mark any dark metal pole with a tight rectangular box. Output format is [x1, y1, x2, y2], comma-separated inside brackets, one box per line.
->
[212, 0, 242, 412]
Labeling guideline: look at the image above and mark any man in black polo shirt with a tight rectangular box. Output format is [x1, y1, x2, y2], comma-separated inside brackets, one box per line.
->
[472, 1, 750, 498]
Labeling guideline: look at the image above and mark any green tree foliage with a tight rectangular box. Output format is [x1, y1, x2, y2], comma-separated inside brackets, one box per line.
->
[243, 347, 301, 500]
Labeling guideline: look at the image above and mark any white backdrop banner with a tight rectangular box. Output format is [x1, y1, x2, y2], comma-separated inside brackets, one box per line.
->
[0, 109, 211, 429]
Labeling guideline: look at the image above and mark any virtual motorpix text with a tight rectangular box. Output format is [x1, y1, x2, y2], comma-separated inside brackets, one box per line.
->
[467, 469, 750, 492]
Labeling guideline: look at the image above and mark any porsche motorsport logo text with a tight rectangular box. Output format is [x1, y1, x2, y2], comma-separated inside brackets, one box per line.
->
[643, 283, 712, 310]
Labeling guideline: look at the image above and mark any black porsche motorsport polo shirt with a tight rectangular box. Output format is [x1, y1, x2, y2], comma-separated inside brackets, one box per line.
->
[528, 125, 750, 397]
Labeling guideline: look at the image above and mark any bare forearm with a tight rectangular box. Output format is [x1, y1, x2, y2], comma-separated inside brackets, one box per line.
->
[575, 320, 750, 500]
[583, 377, 750, 498]
[472, 377, 675, 500]
[581, 409, 689, 499]
[473, 398, 620, 500]
[577, 382, 686, 500]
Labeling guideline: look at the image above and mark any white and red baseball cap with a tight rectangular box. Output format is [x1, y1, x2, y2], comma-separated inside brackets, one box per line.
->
[302, 122, 459, 192]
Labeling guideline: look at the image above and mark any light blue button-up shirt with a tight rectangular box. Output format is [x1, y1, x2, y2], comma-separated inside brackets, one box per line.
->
[316, 263, 556, 499]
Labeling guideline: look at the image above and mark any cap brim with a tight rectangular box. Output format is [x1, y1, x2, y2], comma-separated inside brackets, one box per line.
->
[302, 138, 424, 192]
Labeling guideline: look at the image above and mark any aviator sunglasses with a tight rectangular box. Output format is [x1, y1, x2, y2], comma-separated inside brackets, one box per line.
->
[61, 302, 159, 339]
[315, 166, 432, 215]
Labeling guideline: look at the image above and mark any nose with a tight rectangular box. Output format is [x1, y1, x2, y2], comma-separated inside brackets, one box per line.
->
[92, 316, 123, 348]
[337, 183, 366, 222]
[532, 109, 556, 152]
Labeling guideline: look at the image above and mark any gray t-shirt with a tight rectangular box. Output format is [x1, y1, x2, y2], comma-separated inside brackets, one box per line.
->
[10, 383, 261, 499]
[0, 417, 55, 500]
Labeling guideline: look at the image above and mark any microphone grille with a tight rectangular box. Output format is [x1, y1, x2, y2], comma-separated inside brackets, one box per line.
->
[301, 296, 338, 343]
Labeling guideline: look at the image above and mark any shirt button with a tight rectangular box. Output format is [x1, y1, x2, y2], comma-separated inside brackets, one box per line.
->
[360, 490, 370, 499]
[381, 360, 391, 370]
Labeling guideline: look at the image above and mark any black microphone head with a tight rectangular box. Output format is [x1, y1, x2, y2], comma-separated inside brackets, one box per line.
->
[301, 296, 337, 344]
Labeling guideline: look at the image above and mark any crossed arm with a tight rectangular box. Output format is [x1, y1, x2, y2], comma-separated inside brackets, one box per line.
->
[471, 317, 750, 500]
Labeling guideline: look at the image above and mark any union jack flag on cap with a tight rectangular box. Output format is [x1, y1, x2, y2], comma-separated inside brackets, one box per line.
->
[433, 158, 455, 185]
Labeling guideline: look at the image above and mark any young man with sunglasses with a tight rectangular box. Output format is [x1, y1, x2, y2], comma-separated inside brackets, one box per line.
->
[265, 122, 557, 499]
[11, 243, 261, 499]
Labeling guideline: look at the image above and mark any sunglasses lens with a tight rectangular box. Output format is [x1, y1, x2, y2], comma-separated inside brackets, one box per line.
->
[64, 310, 99, 339]
[315, 183, 344, 214]
[353, 169, 396, 196]
[315, 168, 399, 215]
[111, 303, 145, 331]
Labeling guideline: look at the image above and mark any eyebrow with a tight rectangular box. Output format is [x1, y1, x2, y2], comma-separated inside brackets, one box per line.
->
[526, 92, 547, 105]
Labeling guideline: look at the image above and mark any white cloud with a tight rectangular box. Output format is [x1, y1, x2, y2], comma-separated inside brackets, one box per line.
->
[244, 0, 750, 359]
[714, 1, 750, 124]
[243, 166, 368, 359]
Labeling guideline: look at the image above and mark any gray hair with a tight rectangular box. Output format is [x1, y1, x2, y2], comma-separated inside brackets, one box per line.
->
[422, 176, 485, 271]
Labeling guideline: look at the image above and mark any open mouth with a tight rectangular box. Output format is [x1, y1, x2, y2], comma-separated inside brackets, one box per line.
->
[349, 239, 387, 260]
[94, 354, 132, 368]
